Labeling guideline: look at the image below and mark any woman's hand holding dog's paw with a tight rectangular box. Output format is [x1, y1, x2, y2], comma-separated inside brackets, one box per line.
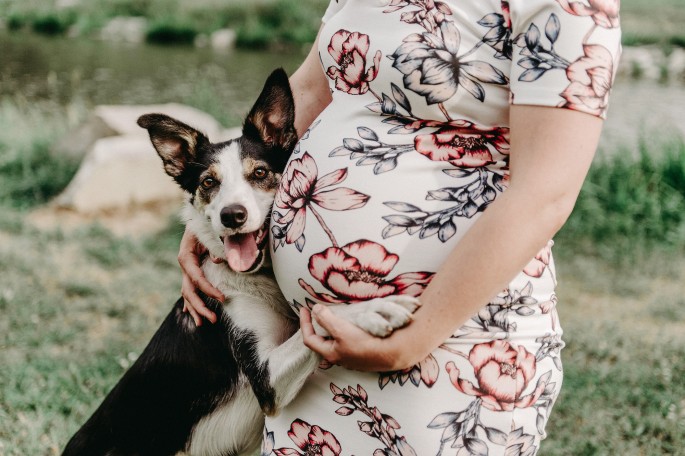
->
[300, 296, 421, 371]
[337, 296, 421, 337]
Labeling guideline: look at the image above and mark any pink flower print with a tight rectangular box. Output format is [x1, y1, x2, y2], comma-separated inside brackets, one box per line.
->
[556, 0, 620, 28]
[446, 340, 548, 411]
[379, 353, 439, 389]
[523, 240, 553, 278]
[298, 240, 433, 303]
[561, 44, 615, 117]
[274, 419, 341, 456]
[539, 293, 559, 330]
[505, 427, 538, 456]
[273, 152, 369, 250]
[501, 1, 511, 28]
[330, 383, 417, 456]
[327, 30, 382, 95]
[413, 120, 510, 168]
[539, 293, 558, 315]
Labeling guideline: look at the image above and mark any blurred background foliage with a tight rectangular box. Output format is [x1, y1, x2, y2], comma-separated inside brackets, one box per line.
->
[0, 0, 326, 47]
[0, 0, 684, 49]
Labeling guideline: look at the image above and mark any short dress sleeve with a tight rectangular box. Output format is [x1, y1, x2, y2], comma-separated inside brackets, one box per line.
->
[321, 0, 348, 23]
[508, 0, 621, 119]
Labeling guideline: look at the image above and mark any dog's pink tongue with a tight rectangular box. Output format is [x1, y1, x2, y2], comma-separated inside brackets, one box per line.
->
[225, 234, 258, 272]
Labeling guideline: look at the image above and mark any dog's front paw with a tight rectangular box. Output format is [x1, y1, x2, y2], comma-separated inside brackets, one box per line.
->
[334, 296, 421, 338]
[385, 295, 422, 314]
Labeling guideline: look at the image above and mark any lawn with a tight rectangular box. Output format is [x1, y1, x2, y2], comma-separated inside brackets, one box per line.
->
[1, 209, 684, 455]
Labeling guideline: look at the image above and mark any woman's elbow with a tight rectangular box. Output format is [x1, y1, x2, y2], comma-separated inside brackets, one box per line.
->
[537, 190, 579, 236]
[507, 184, 580, 236]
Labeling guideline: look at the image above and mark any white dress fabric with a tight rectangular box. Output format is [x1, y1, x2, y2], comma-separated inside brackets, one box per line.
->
[264, 1, 621, 454]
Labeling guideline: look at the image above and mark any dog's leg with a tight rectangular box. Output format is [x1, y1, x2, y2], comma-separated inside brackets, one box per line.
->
[246, 295, 421, 416]
[232, 326, 319, 416]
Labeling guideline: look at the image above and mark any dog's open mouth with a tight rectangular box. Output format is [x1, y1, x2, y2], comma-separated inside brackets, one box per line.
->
[221, 224, 269, 273]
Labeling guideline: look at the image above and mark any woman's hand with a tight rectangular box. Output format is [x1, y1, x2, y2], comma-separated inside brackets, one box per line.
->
[178, 228, 226, 326]
[300, 305, 405, 372]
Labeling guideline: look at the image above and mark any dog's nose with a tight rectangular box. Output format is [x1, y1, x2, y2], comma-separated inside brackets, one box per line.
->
[220, 205, 248, 228]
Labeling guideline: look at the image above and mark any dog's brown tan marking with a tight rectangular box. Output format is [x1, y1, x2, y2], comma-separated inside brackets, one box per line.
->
[243, 157, 280, 192]
[195, 164, 222, 207]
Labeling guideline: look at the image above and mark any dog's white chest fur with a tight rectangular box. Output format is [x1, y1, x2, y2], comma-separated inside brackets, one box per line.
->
[187, 262, 297, 456]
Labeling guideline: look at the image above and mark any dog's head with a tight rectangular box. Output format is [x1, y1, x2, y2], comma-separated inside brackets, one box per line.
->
[138, 68, 297, 273]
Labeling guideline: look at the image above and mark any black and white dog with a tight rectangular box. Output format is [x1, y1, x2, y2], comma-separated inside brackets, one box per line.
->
[62, 69, 419, 456]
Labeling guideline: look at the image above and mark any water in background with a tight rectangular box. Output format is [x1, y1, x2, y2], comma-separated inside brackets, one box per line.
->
[1, 31, 683, 150]
[0, 31, 306, 126]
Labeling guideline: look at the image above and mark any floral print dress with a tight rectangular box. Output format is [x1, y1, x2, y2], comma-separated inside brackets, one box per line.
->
[265, 0, 621, 454]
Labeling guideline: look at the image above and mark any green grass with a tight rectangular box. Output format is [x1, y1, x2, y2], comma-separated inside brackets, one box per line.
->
[547, 340, 685, 455]
[0, 214, 184, 455]
[3, 211, 684, 455]
[556, 137, 685, 262]
[621, 0, 685, 50]
[145, 17, 198, 45]
[0, 99, 83, 209]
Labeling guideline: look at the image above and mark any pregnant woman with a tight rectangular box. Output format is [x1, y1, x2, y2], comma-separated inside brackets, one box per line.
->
[179, 0, 621, 454]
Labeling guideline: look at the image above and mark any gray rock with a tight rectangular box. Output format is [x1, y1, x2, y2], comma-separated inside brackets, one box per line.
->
[618, 46, 663, 80]
[100, 16, 148, 44]
[56, 0, 82, 9]
[210, 29, 237, 51]
[53, 103, 225, 161]
[667, 48, 685, 79]
[54, 135, 185, 213]
[53, 104, 231, 214]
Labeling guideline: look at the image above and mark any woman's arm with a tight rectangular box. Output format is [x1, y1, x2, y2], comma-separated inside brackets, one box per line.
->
[290, 27, 333, 136]
[301, 105, 603, 371]
[178, 28, 331, 326]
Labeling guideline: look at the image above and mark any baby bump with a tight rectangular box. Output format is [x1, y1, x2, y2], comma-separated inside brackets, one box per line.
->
[269, 109, 554, 336]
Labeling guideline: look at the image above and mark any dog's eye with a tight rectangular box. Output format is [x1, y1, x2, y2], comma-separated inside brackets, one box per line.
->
[253, 168, 268, 179]
[202, 177, 217, 189]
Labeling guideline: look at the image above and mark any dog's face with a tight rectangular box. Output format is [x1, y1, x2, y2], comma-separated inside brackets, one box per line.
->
[138, 69, 297, 273]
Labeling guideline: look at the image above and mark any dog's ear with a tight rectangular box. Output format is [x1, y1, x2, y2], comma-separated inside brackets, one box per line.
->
[137, 113, 209, 179]
[243, 68, 297, 153]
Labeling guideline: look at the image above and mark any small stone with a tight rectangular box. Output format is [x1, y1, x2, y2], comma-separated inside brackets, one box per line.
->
[55, 0, 81, 9]
[100, 16, 148, 44]
[54, 135, 185, 213]
[53, 103, 225, 161]
[210, 29, 237, 51]
[617, 46, 663, 80]
[52, 104, 229, 215]
[667, 48, 685, 79]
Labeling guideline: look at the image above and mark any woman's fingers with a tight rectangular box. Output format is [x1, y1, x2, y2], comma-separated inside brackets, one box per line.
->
[300, 307, 340, 364]
[184, 257, 225, 303]
[182, 299, 202, 327]
[181, 274, 218, 324]
[178, 228, 224, 325]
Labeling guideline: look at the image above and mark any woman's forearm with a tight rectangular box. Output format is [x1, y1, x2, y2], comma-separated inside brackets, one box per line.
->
[382, 187, 570, 369]
[381, 106, 604, 369]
